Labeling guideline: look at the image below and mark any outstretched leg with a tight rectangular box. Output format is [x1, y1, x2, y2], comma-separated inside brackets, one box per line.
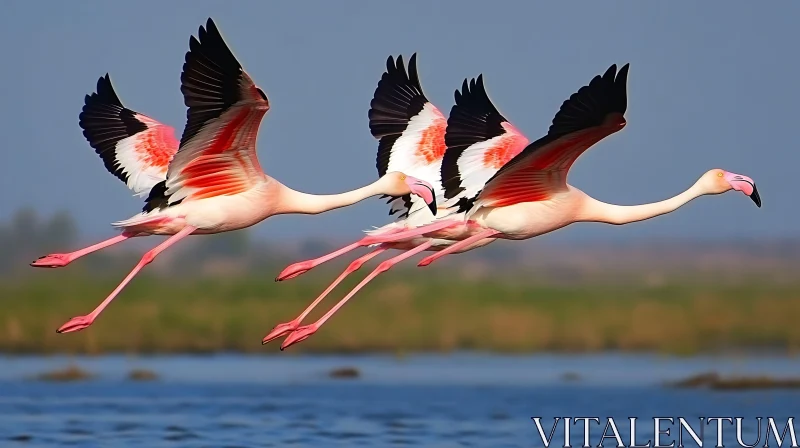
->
[275, 238, 382, 282]
[275, 219, 458, 281]
[263, 245, 388, 344]
[417, 229, 500, 267]
[56, 226, 196, 334]
[31, 232, 136, 268]
[365, 219, 458, 244]
[280, 240, 434, 350]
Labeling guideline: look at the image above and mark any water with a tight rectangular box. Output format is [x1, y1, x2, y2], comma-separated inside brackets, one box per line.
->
[0, 353, 798, 447]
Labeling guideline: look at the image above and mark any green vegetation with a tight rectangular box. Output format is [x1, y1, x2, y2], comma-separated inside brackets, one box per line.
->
[2, 267, 799, 355]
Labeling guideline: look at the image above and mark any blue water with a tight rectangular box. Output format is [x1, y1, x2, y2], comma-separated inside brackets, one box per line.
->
[0, 353, 798, 447]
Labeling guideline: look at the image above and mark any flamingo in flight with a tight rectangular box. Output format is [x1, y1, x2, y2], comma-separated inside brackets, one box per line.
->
[30, 19, 437, 334]
[414, 63, 760, 267]
[275, 62, 762, 350]
[264, 55, 529, 348]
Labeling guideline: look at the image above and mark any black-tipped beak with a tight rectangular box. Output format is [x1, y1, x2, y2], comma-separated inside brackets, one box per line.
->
[750, 184, 761, 208]
[413, 182, 437, 216]
[427, 193, 438, 216]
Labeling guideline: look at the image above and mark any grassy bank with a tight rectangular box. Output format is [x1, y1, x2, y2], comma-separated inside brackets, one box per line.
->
[2, 268, 799, 355]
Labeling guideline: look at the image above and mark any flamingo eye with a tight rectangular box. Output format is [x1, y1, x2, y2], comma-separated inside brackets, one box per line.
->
[717, 172, 724, 177]
[400, 174, 406, 181]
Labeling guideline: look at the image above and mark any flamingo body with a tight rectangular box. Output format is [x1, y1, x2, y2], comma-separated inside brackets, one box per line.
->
[111, 178, 275, 235]
[472, 188, 587, 240]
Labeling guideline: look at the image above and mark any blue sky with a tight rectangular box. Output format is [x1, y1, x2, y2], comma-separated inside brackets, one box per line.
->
[1, 1, 796, 244]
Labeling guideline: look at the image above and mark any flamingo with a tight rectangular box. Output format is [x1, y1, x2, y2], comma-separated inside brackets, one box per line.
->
[276, 62, 762, 350]
[270, 54, 454, 285]
[264, 55, 529, 348]
[415, 63, 760, 267]
[30, 18, 437, 334]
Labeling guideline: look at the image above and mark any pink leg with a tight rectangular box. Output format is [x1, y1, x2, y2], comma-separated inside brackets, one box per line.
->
[418, 229, 500, 267]
[365, 219, 458, 244]
[262, 245, 388, 344]
[274, 220, 455, 282]
[56, 226, 196, 334]
[274, 237, 382, 282]
[280, 240, 434, 350]
[30, 232, 135, 268]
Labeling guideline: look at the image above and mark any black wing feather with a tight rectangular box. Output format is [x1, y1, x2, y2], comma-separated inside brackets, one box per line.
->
[368, 53, 429, 177]
[484, 63, 629, 187]
[143, 17, 245, 212]
[178, 18, 245, 148]
[440, 75, 508, 200]
[78, 74, 148, 186]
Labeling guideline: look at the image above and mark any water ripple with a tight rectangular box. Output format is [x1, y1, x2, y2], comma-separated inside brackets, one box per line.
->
[1, 354, 799, 446]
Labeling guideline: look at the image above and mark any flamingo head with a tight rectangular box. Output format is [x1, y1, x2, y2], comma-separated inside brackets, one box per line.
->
[384, 172, 438, 215]
[702, 169, 761, 207]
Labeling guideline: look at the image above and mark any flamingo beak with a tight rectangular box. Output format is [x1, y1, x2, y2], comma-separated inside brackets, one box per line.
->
[421, 185, 438, 216]
[749, 184, 761, 208]
[724, 172, 761, 208]
[407, 179, 437, 216]
[731, 180, 761, 208]
[414, 182, 438, 216]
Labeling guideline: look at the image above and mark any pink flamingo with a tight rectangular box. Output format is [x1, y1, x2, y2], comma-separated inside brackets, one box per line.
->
[30, 19, 436, 334]
[276, 62, 762, 350]
[415, 63, 760, 267]
[271, 54, 453, 284]
[264, 56, 529, 348]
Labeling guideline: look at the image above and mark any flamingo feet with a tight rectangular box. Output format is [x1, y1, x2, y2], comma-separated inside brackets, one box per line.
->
[275, 262, 313, 282]
[262, 320, 300, 344]
[417, 255, 436, 267]
[31, 254, 71, 268]
[280, 325, 318, 351]
[56, 315, 95, 334]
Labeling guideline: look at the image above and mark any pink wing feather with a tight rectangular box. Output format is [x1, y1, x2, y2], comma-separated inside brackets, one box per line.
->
[79, 74, 178, 196]
[474, 64, 629, 211]
[439, 75, 529, 212]
[147, 18, 269, 211]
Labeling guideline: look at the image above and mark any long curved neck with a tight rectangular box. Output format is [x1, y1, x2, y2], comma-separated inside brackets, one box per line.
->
[274, 178, 386, 215]
[578, 181, 706, 225]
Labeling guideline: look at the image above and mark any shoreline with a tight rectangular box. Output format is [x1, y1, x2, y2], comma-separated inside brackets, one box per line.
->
[4, 352, 800, 389]
[2, 349, 799, 357]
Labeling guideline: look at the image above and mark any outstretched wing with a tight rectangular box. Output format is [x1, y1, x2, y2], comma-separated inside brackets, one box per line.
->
[368, 53, 446, 220]
[144, 18, 269, 212]
[79, 74, 178, 196]
[472, 64, 629, 212]
[439, 75, 529, 213]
